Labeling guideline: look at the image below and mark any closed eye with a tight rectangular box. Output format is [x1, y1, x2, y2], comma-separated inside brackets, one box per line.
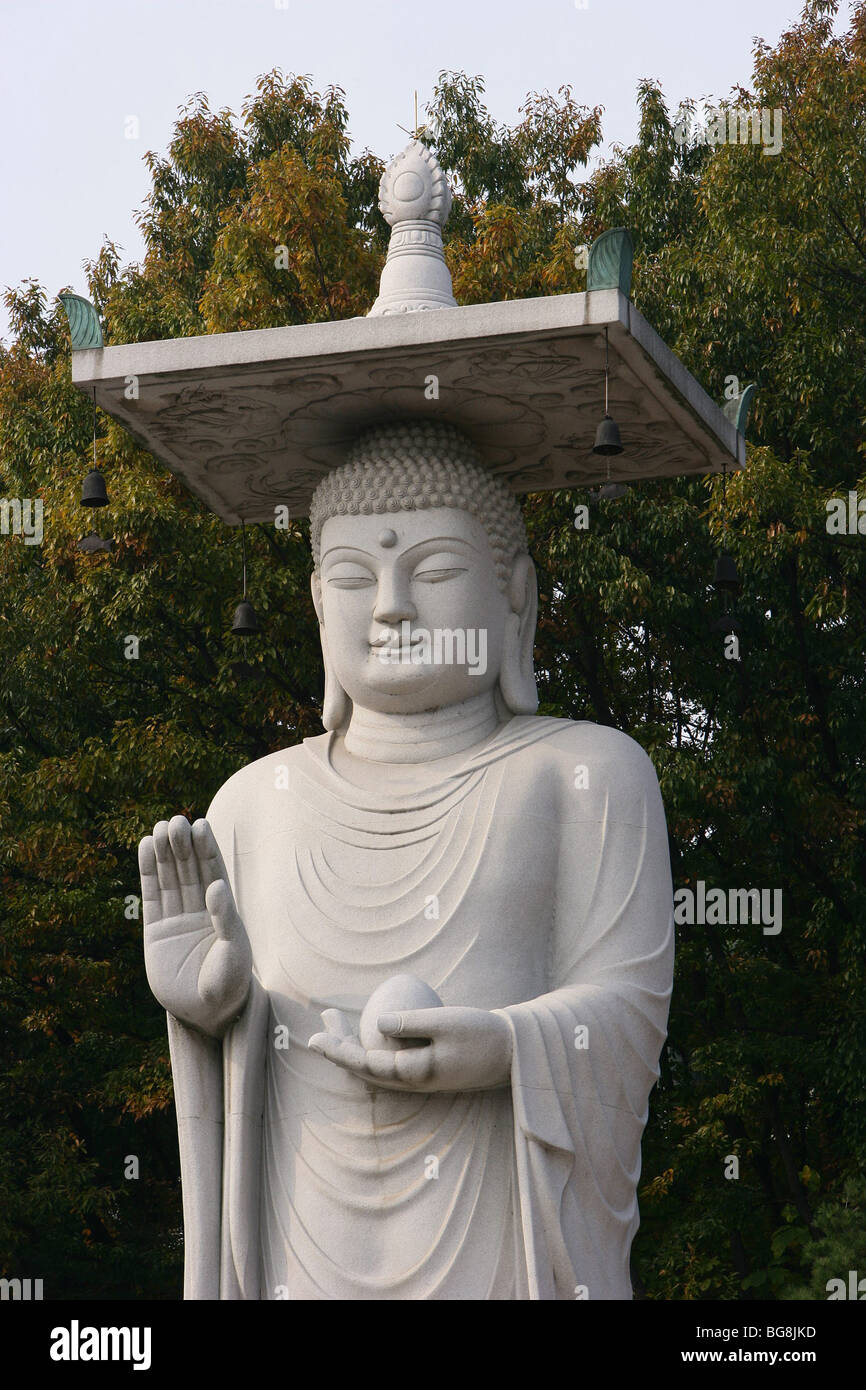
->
[413, 567, 468, 583]
[327, 573, 376, 588]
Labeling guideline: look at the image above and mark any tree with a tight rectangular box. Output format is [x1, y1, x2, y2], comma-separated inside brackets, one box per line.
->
[567, 0, 866, 1298]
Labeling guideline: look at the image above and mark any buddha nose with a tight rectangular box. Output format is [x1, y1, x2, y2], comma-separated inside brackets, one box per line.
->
[373, 569, 417, 626]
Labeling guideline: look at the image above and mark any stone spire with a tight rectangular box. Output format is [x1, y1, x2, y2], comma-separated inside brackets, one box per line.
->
[367, 140, 457, 316]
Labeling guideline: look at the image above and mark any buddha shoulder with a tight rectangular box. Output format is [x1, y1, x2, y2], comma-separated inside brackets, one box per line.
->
[205, 739, 316, 833]
[506, 715, 662, 811]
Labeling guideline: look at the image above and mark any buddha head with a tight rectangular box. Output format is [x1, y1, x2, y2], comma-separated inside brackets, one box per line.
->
[309, 421, 539, 731]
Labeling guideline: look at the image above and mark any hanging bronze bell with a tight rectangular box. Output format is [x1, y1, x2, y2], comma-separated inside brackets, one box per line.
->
[712, 552, 740, 592]
[81, 468, 109, 507]
[231, 599, 260, 635]
[592, 414, 623, 456]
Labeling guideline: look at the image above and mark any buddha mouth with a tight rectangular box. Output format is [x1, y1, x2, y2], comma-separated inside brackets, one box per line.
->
[370, 625, 424, 660]
[371, 641, 425, 663]
[369, 624, 489, 674]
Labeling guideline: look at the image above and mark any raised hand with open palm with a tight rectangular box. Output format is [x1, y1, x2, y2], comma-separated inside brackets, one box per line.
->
[139, 815, 251, 1038]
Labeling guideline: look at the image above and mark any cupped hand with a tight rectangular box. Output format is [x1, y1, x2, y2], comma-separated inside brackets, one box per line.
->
[308, 1004, 513, 1093]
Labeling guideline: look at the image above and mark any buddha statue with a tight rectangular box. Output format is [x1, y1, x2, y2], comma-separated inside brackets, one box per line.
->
[139, 418, 675, 1301]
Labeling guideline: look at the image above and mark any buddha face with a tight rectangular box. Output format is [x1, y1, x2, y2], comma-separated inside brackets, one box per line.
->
[312, 507, 511, 716]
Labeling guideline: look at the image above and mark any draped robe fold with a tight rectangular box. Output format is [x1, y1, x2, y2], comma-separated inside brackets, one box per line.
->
[165, 715, 674, 1300]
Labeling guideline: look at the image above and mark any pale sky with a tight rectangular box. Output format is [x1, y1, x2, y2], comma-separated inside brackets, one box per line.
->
[0, 0, 854, 342]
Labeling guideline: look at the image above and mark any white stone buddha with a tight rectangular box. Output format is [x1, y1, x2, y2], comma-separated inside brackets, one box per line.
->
[139, 419, 674, 1301]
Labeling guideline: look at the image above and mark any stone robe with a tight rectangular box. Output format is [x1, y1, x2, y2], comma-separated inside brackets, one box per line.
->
[166, 715, 674, 1300]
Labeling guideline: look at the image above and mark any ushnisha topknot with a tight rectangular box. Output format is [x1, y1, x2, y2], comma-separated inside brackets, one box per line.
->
[309, 421, 529, 590]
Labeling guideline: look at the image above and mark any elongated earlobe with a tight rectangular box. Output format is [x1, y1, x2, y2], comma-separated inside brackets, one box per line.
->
[320, 627, 352, 732]
[311, 571, 352, 733]
[498, 554, 539, 715]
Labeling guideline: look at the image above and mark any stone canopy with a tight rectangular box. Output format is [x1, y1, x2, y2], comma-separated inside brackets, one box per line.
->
[69, 140, 743, 524]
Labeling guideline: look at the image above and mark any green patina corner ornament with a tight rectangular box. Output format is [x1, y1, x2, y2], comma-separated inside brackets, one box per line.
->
[587, 228, 634, 298]
[59, 293, 103, 350]
[722, 382, 756, 436]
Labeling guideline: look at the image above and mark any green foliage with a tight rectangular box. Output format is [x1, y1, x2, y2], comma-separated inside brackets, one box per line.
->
[1, 1, 865, 1298]
[777, 1175, 866, 1297]
[566, 0, 866, 1299]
